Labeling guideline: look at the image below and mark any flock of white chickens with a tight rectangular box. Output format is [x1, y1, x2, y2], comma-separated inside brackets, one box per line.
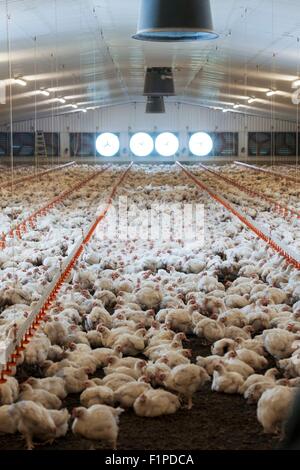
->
[0, 163, 299, 450]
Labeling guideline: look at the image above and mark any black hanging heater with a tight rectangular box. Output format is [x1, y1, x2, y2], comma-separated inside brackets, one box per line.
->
[143, 67, 175, 96]
[146, 96, 166, 113]
[133, 0, 218, 42]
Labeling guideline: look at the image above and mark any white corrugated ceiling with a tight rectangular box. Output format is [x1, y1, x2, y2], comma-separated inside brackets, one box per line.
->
[0, 0, 300, 124]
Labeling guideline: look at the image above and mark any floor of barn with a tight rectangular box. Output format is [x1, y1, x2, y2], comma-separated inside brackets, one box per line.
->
[0, 338, 278, 451]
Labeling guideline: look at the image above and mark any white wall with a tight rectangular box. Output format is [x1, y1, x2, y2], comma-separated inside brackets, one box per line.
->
[0, 102, 297, 160]
[3, 103, 296, 133]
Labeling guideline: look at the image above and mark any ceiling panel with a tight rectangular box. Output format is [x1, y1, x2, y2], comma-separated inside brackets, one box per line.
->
[0, 0, 299, 124]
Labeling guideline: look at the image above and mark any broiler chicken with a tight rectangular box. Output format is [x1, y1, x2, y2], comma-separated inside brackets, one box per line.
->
[0, 377, 19, 405]
[165, 308, 193, 333]
[0, 405, 19, 435]
[55, 366, 91, 394]
[257, 386, 295, 436]
[80, 383, 114, 407]
[43, 319, 68, 346]
[133, 389, 180, 417]
[100, 373, 135, 391]
[25, 377, 67, 400]
[194, 318, 225, 343]
[19, 383, 62, 410]
[9, 401, 58, 450]
[72, 404, 123, 449]
[212, 364, 244, 394]
[24, 333, 51, 366]
[163, 364, 210, 409]
[114, 382, 151, 408]
[136, 286, 162, 310]
[263, 329, 298, 359]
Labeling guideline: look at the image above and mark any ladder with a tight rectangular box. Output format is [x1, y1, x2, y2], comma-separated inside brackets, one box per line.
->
[35, 131, 48, 158]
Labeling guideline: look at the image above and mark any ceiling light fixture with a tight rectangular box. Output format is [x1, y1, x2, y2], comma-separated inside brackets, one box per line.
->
[266, 90, 276, 97]
[64, 103, 78, 108]
[133, 0, 218, 42]
[54, 97, 66, 104]
[248, 97, 256, 104]
[37, 89, 50, 97]
[292, 79, 300, 89]
[233, 104, 240, 109]
[13, 78, 27, 87]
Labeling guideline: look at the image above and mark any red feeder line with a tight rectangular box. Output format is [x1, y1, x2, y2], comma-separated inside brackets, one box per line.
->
[0, 166, 111, 250]
[234, 161, 300, 184]
[1, 161, 76, 191]
[177, 162, 300, 271]
[199, 163, 300, 221]
[0, 163, 133, 382]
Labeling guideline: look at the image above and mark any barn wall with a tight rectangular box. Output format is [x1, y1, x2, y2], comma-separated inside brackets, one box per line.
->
[0, 103, 297, 160]
[2, 103, 296, 133]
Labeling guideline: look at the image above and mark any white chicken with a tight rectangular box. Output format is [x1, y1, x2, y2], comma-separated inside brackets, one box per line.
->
[46, 409, 70, 442]
[240, 368, 279, 394]
[136, 286, 162, 310]
[257, 386, 295, 435]
[263, 329, 298, 359]
[233, 348, 268, 370]
[0, 377, 19, 405]
[244, 381, 276, 404]
[80, 383, 115, 407]
[156, 351, 191, 368]
[224, 295, 250, 309]
[194, 317, 225, 343]
[223, 352, 255, 378]
[211, 338, 236, 356]
[43, 319, 69, 346]
[101, 373, 135, 391]
[133, 389, 180, 417]
[25, 377, 67, 399]
[163, 364, 210, 409]
[196, 355, 223, 376]
[104, 359, 146, 380]
[24, 333, 51, 365]
[55, 366, 91, 394]
[9, 401, 58, 450]
[114, 382, 151, 408]
[84, 306, 112, 331]
[87, 330, 104, 348]
[218, 309, 247, 328]
[165, 308, 193, 333]
[0, 404, 19, 435]
[72, 404, 124, 449]
[19, 383, 62, 410]
[211, 364, 244, 394]
[113, 333, 145, 356]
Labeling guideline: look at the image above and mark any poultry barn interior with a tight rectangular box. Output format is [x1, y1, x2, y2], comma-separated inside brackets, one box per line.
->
[1, 0, 300, 454]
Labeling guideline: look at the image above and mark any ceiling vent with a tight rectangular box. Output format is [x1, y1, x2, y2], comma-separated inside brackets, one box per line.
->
[133, 0, 218, 42]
